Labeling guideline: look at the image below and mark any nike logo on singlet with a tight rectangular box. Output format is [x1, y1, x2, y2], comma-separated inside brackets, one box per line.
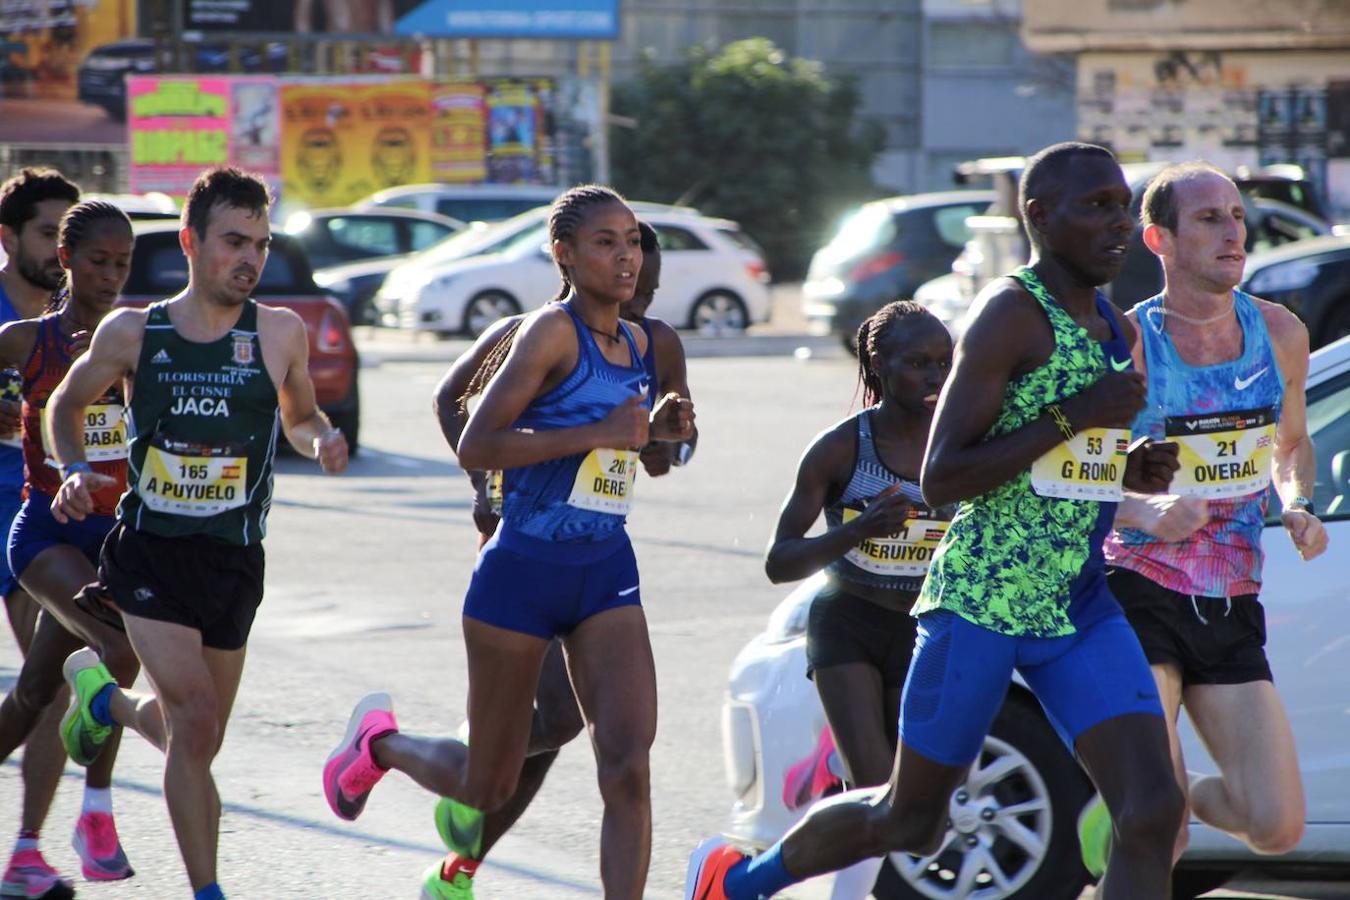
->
[1110, 356, 1131, 372]
[1235, 367, 1268, 390]
[617, 585, 639, 597]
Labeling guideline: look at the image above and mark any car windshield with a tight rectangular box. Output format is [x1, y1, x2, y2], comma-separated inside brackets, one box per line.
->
[415, 209, 544, 265]
[822, 204, 895, 259]
[435, 197, 553, 223]
[499, 223, 550, 258]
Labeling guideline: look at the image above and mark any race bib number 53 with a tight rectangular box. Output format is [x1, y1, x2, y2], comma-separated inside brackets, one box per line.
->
[139, 445, 248, 517]
[1167, 408, 1274, 499]
[567, 448, 638, 515]
[1030, 427, 1130, 501]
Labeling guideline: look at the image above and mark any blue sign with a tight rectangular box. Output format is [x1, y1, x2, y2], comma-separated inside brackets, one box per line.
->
[395, 0, 619, 40]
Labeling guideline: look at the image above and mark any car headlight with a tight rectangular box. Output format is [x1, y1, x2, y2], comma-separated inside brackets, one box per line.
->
[1246, 260, 1320, 295]
[763, 575, 824, 643]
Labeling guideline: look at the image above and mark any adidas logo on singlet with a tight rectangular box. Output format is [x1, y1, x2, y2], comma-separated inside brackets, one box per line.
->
[151, 349, 171, 364]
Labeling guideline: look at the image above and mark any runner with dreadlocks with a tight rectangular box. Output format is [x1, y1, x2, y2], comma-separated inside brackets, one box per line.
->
[763, 300, 953, 900]
[420, 219, 696, 899]
[325, 186, 695, 900]
[0, 199, 138, 898]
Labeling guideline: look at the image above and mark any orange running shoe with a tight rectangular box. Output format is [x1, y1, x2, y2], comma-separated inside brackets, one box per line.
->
[683, 837, 746, 900]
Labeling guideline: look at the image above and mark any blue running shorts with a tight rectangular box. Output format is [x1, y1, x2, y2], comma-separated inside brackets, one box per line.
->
[8, 493, 116, 583]
[0, 485, 24, 597]
[463, 523, 641, 639]
[900, 608, 1163, 767]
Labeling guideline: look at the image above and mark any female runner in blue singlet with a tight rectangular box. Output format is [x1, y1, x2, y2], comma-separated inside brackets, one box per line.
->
[323, 186, 694, 900]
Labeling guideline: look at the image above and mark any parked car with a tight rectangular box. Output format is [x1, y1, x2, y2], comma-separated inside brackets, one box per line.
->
[721, 334, 1350, 900]
[801, 191, 995, 350]
[282, 208, 465, 271]
[119, 222, 361, 454]
[283, 208, 465, 323]
[85, 192, 180, 221]
[376, 208, 769, 337]
[77, 39, 287, 120]
[1242, 235, 1350, 350]
[356, 183, 560, 224]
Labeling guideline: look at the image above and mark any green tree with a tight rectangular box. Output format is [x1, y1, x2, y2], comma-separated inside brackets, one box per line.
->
[611, 38, 884, 282]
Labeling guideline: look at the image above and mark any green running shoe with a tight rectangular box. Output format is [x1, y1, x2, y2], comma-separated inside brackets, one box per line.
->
[433, 797, 484, 858]
[419, 858, 476, 900]
[1077, 793, 1112, 878]
[60, 648, 116, 766]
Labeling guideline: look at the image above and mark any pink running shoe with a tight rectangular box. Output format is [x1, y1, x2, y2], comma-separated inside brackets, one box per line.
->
[72, 811, 134, 881]
[1, 848, 75, 899]
[323, 693, 398, 821]
[782, 725, 842, 811]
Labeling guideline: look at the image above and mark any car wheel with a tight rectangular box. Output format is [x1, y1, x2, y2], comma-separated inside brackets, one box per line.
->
[874, 693, 1092, 900]
[328, 382, 360, 458]
[689, 290, 748, 335]
[1171, 867, 1234, 900]
[462, 290, 521, 338]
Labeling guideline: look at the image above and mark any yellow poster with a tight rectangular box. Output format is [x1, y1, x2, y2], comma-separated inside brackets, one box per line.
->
[0, 0, 136, 101]
[280, 79, 431, 207]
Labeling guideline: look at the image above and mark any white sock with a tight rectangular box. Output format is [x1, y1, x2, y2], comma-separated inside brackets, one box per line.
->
[830, 856, 886, 900]
[13, 834, 38, 855]
[82, 786, 113, 816]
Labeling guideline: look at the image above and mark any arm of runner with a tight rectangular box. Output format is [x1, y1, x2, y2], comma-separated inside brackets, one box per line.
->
[921, 282, 1147, 507]
[433, 315, 523, 496]
[0, 320, 38, 438]
[1117, 312, 1180, 494]
[48, 309, 142, 522]
[766, 426, 911, 583]
[271, 307, 347, 474]
[644, 319, 697, 473]
[1114, 492, 1209, 542]
[458, 309, 647, 471]
[1264, 302, 1325, 560]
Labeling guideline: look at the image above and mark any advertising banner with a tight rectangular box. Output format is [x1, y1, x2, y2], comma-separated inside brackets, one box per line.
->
[127, 75, 280, 196]
[485, 78, 556, 184]
[280, 80, 431, 207]
[430, 81, 488, 183]
[127, 76, 231, 194]
[179, 0, 618, 39]
[0, 0, 136, 101]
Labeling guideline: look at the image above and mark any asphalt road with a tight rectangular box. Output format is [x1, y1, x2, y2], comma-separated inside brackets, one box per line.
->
[0, 344, 1341, 899]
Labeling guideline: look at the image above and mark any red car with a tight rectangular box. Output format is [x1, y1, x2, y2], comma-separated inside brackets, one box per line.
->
[119, 221, 361, 453]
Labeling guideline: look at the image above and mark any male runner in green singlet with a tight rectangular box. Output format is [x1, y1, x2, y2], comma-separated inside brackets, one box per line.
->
[46, 167, 348, 900]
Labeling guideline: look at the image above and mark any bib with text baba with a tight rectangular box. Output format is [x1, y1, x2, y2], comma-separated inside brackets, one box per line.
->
[41, 403, 128, 464]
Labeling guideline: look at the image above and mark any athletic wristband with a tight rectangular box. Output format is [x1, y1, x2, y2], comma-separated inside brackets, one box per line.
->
[1287, 495, 1316, 516]
[1046, 404, 1076, 442]
[61, 461, 94, 479]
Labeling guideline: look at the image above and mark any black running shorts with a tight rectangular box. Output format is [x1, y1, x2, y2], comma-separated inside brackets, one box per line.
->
[1107, 566, 1272, 686]
[99, 522, 265, 651]
[805, 585, 918, 689]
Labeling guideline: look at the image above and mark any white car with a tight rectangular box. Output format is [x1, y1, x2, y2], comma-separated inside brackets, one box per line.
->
[375, 209, 772, 337]
[356, 183, 560, 223]
[721, 335, 1350, 900]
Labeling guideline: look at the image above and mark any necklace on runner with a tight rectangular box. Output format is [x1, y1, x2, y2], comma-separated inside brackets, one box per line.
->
[1160, 295, 1235, 326]
[583, 321, 622, 346]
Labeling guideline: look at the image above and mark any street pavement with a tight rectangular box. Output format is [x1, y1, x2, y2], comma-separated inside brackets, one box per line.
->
[0, 320, 1339, 898]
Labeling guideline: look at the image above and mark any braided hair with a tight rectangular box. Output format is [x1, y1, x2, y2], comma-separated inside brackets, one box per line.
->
[46, 200, 133, 313]
[855, 300, 938, 407]
[458, 185, 631, 411]
[546, 184, 629, 302]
